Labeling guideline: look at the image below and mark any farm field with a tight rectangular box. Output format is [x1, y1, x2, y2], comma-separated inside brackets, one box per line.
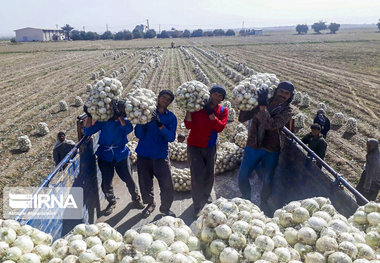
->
[0, 28, 379, 210]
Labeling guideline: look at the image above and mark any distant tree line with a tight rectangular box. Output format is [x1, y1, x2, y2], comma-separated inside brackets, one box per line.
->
[296, 21, 341, 34]
[68, 25, 236, 41]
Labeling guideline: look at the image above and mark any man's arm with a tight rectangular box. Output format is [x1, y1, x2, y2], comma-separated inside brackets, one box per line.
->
[83, 117, 102, 136]
[135, 124, 147, 139]
[159, 114, 177, 142]
[316, 140, 327, 160]
[184, 111, 192, 129]
[211, 107, 229, 132]
[238, 108, 257, 123]
[119, 118, 133, 135]
[301, 133, 313, 144]
[53, 148, 60, 166]
[256, 106, 291, 130]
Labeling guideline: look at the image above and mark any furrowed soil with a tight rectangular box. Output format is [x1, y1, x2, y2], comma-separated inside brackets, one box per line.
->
[0, 28, 379, 215]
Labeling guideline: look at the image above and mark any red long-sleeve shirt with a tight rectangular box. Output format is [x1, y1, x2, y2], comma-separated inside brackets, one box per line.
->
[184, 105, 228, 148]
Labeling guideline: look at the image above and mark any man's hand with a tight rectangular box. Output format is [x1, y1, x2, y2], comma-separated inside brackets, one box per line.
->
[83, 105, 92, 118]
[202, 99, 214, 115]
[152, 111, 163, 128]
[257, 87, 269, 106]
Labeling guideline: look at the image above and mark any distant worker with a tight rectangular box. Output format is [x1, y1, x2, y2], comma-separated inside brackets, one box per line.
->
[83, 101, 144, 216]
[238, 82, 294, 206]
[301, 124, 327, 168]
[313, 109, 330, 138]
[356, 138, 380, 205]
[185, 85, 229, 217]
[171, 42, 175, 48]
[135, 90, 177, 218]
[53, 131, 75, 166]
[177, 133, 186, 143]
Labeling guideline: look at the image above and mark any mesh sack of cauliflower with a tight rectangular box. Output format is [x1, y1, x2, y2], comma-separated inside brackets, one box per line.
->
[273, 197, 380, 262]
[124, 88, 157, 125]
[37, 122, 49, 136]
[175, 80, 210, 112]
[231, 73, 279, 111]
[234, 131, 248, 148]
[17, 135, 32, 152]
[332, 112, 345, 126]
[195, 197, 301, 263]
[127, 141, 138, 164]
[0, 219, 53, 262]
[222, 100, 236, 123]
[172, 168, 191, 191]
[122, 216, 207, 262]
[169, 141, 187, 162]
[345, 117, 358, 134]
[215, 142, 244, 174]
[84, 77, 123, 122]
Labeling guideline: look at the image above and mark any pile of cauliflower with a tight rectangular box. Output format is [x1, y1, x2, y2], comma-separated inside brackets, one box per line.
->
[169, 142, 187, 162]
[127, 141, 138, 165]
[175, 81, 210, 112]
[172, 168, 191, 192]
[215, 142, 244, 175]
[123, 88, 157, 125]
[84, 77, 123, 122]
[234, 131, 248, 149]
[231, 73, 280, 111]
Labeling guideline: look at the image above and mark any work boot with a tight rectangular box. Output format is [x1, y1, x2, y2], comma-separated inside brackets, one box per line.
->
[142, 203, 156, 218]
[104, 200, 116, 216]
[132, 195, 144, 209]
[159, 207, 176, 217]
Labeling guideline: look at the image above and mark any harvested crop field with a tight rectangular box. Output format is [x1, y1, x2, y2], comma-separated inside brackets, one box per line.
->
[0, 28, 379, 209]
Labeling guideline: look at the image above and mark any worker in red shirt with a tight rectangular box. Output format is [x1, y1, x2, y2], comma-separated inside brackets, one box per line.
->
[184, 85, 229, 217]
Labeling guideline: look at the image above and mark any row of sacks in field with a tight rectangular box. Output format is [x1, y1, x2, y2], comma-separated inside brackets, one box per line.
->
[1, 197, 378, 262]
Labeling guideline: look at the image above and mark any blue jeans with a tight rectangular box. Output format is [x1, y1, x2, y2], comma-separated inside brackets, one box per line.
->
[238, 146, 280, 201]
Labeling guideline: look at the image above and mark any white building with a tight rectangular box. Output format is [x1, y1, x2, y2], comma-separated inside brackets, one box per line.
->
[14, 27, 66, 42]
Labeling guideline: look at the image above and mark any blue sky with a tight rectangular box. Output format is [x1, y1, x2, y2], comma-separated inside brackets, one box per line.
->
[1, 0, 379, 37]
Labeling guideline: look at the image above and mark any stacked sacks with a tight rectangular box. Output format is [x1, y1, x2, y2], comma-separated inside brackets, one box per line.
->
[47, 222, 124, 262]
[294, 113, 306, 129]
[349, 202, 380, 251]
[231, 73, 279, 111]
[195, 197, 300, 263]
[222, 101, 236, 123]
[300, 94, 311, 108]
[122, 216, 207, 262]
[346, 118, 358, 134]
[273, 197, 379, 262]
[124, 88, 157, 125]
[127, 141, 138, 164]
[172, 168, 191, 192]
[236, 123, 248, 134]
[169, 141, 187, 162]
[84, 77, 123, 122]
[332, 112, 345, 126]
[215, 142, 244, 175]
[74, 96, 83, 107]
[37, 122, 49, 136]
[175, 80, 210, 112]
[234, 131, 248, 149]
[17, 135, 32, 152]
[58, 100, 68, 112]
[0, 219, 53, 262]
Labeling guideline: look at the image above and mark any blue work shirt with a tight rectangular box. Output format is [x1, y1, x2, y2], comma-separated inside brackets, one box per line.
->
[84, 118, 133, 162]
[135, 110, 177, 159]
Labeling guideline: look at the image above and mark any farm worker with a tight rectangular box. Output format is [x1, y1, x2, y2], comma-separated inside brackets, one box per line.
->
[184, 85, 229, 217]
[53, 131, 75, 166]
[313, 109, 330, 138]
[134, 90, 177, 218]
[238, 81, 294, 205]
[301, 124, 327, 168]
[83, 100, 144, 216]
[356, 138, 380, 205]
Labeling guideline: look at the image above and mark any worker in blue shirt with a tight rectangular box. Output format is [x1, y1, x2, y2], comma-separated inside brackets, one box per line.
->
[135, 90, 177, 218]
[83, 101, 144, 216]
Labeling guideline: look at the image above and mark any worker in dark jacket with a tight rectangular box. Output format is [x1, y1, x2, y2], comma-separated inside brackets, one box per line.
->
[301, 124, 327, 168]
[356, 138, 380, 204]
[83, 101, 144, 216]
[313, 109, 330, 138]
[53, 131, 75, 166]
[185, 85, 229, 217]
[238, 82, 294, 205]
[135, 90, 177, 218]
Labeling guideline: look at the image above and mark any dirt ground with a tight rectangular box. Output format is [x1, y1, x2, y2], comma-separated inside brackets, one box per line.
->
[0, 28, 379, 214]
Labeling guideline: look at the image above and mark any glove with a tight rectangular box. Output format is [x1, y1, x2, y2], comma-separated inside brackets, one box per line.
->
[152, 111, 163, 128]
[257, 87, 269, 106]
[111, 100, 125, 118]
[83, 105, 92, 118]
[202, 99, 214, 115]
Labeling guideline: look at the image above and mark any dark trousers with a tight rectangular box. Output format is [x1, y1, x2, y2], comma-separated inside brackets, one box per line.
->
[356, 171, 380, 205]
[137, 156, 174, 211]
[188, 145, 217, 210]
[97, 158, 139, 203]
